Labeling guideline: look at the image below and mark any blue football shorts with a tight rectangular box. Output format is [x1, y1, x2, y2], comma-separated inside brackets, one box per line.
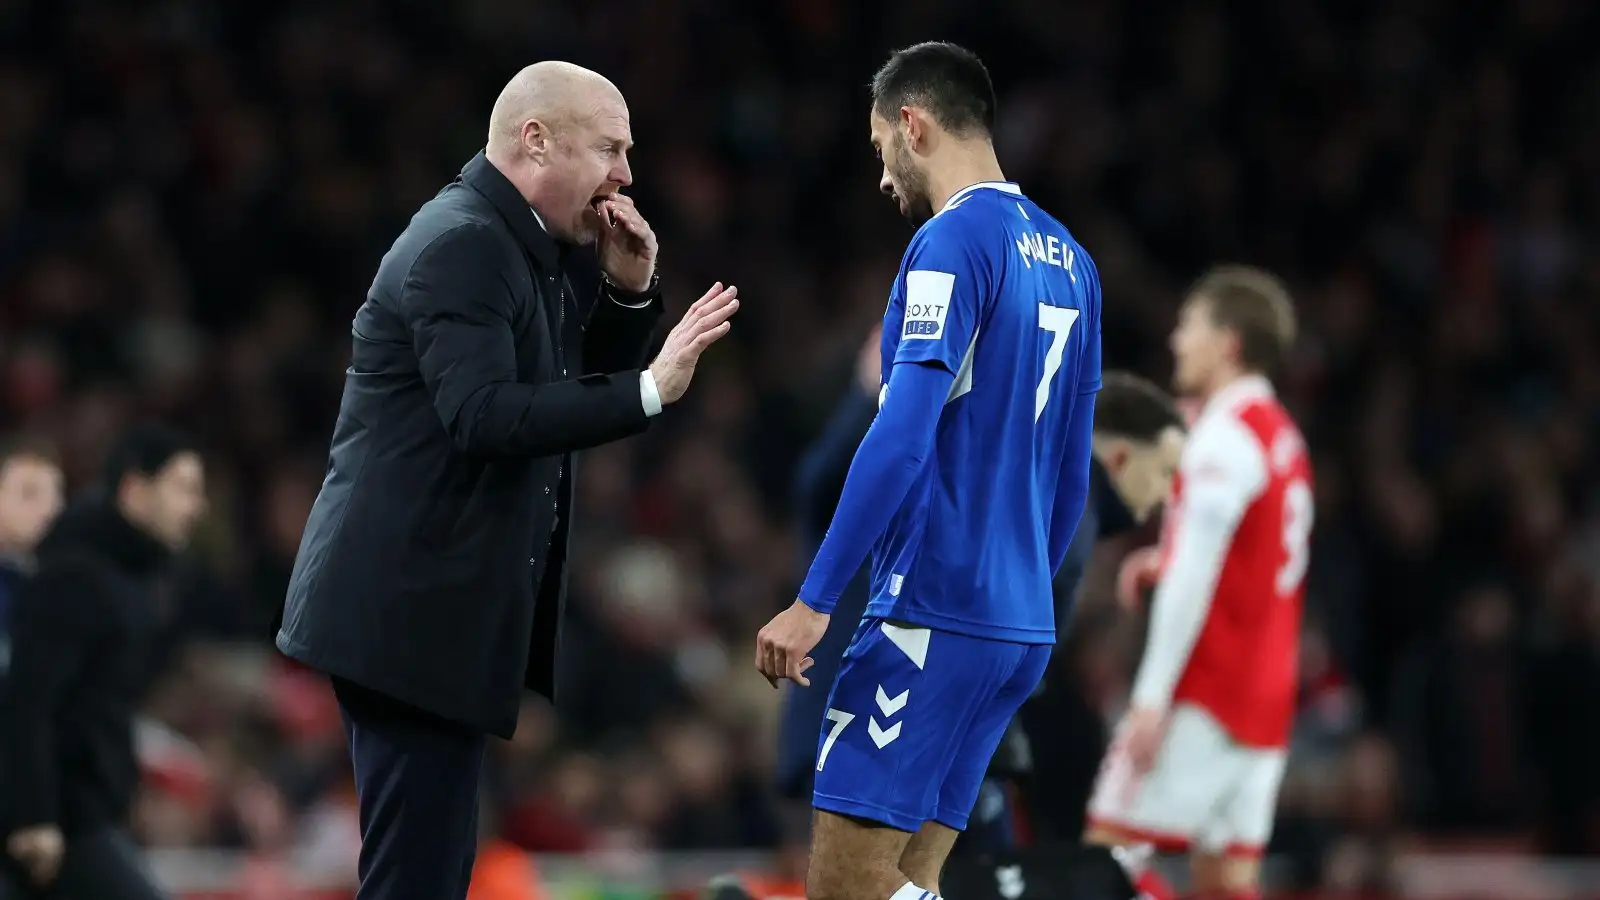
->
[811, 616, 1051, 832]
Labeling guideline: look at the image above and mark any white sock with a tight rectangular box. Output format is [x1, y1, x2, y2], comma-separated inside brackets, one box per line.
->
[888, 882, 940, 900]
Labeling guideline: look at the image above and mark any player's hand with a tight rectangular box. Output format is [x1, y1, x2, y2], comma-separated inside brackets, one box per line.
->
[1122, 706, 1168, 775]
[1115, 546, 1163, 612]
[648, 283, 740, 404]
[7, 824, 65, 886]
[854, 323, 883, 398]
[596, 192, 658, 292]
[755, 600, 830, 688]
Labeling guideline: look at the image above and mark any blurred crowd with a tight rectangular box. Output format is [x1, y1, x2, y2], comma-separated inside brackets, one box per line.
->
[1, 0, 1599, 893]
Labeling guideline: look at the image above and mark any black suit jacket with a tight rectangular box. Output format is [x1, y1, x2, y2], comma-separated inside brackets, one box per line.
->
[276, 152, 663, 737]
[0, 500, 171, 835]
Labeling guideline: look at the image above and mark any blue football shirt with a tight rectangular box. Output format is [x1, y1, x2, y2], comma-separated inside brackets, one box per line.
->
[864, 181, 1102, 645]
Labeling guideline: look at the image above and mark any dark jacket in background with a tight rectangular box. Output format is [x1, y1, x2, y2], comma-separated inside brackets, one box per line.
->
[1019, 457, 1139, 839]
[277, 152, 664, 738]
[1052, 458, 1137, 627]
[776, 386, 878, 799]
[0, 500, 172, 835]
[0, 555, 27, 681]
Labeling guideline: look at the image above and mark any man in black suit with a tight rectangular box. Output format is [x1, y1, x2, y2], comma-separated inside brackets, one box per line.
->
[276, 61, 739, 900]
[1, 426, 207, 900]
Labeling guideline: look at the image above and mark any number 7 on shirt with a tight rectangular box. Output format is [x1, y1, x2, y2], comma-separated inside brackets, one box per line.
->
[1035, 303, 1081, 421]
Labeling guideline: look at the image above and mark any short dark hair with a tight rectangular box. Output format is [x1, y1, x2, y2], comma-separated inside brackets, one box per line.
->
[870, 42, 996, 138]
[101, 424, 197, 491]
[1094, 372, 1184, 443]
[1187, 265, 1297, 375]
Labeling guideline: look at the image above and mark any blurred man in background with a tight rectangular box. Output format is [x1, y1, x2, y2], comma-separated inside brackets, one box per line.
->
[1054, 373, 1187, 612]
[275, 60, 738, 900]
[1006, 372, 1186, 847]
[775, 325, 882, 807]
[0, 426, 207, 900]
[1087, 266, 1311, 900]
[0, 437, 65, 682]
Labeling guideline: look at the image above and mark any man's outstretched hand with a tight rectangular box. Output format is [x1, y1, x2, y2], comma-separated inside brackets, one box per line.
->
[648, 283, 739, 404]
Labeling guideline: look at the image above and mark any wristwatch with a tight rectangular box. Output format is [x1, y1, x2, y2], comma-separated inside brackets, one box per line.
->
[602, 271, 660, 301]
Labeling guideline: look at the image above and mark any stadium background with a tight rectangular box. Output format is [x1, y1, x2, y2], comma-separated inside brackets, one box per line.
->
[2, 0, 1599, 896]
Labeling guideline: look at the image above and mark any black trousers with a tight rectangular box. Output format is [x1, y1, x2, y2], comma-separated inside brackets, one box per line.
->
[334, 677, 488, 900]
[0, 829, 166, 900]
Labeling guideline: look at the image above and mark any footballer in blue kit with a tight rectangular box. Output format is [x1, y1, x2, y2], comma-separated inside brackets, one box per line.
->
[755, 41, 1103, 900]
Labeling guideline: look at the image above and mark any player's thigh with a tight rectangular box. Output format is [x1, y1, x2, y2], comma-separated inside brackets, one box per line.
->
[932, 642, 1051, 832]
[1190, 850, 1265, 896]
[1086, 703, 1236, 851]
[899, 820, 961, 892]
[1194, 743, 1286, 884]
[813, 620, 1022, 833]
[808, 810, 917, 900]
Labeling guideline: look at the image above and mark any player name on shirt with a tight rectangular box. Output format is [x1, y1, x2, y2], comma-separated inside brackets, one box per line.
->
[1015, 228, 1078, 277]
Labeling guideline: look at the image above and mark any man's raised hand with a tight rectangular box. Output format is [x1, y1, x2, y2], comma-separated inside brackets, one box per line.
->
[648, 283, 739, 404]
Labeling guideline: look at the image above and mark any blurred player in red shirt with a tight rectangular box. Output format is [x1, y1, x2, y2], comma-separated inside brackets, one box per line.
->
[1087, 266, 1312, 900]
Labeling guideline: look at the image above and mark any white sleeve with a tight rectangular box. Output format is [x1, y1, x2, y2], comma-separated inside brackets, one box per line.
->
[639, 370, 663, 417]
[1130, 414, 1268, 711]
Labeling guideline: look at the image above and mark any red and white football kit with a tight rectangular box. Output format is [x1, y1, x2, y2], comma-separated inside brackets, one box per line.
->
[1089, 374, 1313, 856]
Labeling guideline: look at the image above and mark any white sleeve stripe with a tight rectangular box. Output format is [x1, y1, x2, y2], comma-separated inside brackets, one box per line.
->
[1128, 413, 1265, 710]
[1129, 497, 1244, 709]
[1179, 414, 1269, 511]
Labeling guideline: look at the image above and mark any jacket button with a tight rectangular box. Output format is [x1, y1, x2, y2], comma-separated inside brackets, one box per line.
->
[528, 557, 536, 565]
[543, 486, 550, 495]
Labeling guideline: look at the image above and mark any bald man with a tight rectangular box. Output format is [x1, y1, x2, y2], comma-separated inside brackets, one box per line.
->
[277, 63, 739, 900]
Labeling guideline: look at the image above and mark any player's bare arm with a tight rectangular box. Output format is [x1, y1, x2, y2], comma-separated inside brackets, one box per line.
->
[1124, 416, 1261, 770]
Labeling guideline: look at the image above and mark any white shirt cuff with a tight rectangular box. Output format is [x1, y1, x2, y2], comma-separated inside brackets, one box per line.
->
[613, 295, 654, 310]
[639, 370, 663, 417]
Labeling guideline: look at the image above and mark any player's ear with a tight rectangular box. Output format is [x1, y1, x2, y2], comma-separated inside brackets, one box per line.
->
[1218, 322, 1245, 366]
[1106, 441, 1130, 474]
[899, 106, 922, 146]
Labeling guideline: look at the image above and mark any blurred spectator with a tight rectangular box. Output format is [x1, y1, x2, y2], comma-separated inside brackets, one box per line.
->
[0, 0, 1597, 891]
[1391, 583, 1536, 833]
[0, 426, 206, 898]
[0, 435, 64, 677]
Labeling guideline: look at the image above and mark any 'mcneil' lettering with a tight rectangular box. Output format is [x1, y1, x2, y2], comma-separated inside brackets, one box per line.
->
[1015, 231, 1076, 281]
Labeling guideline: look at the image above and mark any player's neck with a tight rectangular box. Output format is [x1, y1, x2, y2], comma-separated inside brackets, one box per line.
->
[927, 143, 1007, 213]
[1200, 366, 1258, 402]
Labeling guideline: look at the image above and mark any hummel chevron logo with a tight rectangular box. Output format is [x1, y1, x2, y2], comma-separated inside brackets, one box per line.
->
[876, 686, 909, 717]
[869, 684, 909, 748]
[868, 717, 901, 749]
